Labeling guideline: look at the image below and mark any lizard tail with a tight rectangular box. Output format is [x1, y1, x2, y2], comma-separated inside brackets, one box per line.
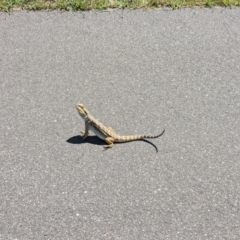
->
[115, 129, 165, 142]
[144, 129, 165, 139]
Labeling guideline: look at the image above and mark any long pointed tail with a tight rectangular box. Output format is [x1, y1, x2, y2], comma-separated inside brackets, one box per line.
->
[143, 129, 165, 139]
[115, 129, 165, 142]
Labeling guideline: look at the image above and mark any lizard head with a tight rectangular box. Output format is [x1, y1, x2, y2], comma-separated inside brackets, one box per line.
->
[76, 104, 89, 119]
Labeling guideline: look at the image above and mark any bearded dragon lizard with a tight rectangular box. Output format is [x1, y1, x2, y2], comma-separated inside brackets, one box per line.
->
[76, 103, 165, 148]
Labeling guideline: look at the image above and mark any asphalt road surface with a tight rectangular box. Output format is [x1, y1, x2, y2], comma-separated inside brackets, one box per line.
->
[1, 8, 240, 239]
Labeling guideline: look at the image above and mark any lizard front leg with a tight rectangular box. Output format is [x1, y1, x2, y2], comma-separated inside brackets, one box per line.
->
[81, 123, 89, 140]
[104, 137, 115, 148]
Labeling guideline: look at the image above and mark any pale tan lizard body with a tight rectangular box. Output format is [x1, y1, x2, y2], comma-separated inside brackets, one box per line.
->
[76, 103, 165, 148]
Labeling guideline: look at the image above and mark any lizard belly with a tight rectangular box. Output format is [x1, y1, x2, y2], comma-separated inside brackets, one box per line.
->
[89, 125, 106, 140]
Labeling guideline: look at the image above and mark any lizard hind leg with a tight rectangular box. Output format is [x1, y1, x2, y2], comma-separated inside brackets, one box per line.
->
[108, 127, 115, 132]
[104, 137, 115, 148]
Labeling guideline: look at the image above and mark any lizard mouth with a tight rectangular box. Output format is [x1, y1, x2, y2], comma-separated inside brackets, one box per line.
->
[76, 104, 82, 110]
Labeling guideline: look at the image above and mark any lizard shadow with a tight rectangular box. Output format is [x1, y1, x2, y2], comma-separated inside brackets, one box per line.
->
[67, 135, 105, 146]
[138, 139, 159, 153]
[67, 135, 159, 153]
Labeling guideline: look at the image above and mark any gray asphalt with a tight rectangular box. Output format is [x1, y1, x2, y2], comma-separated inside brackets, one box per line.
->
[1, 8, 240, 239]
